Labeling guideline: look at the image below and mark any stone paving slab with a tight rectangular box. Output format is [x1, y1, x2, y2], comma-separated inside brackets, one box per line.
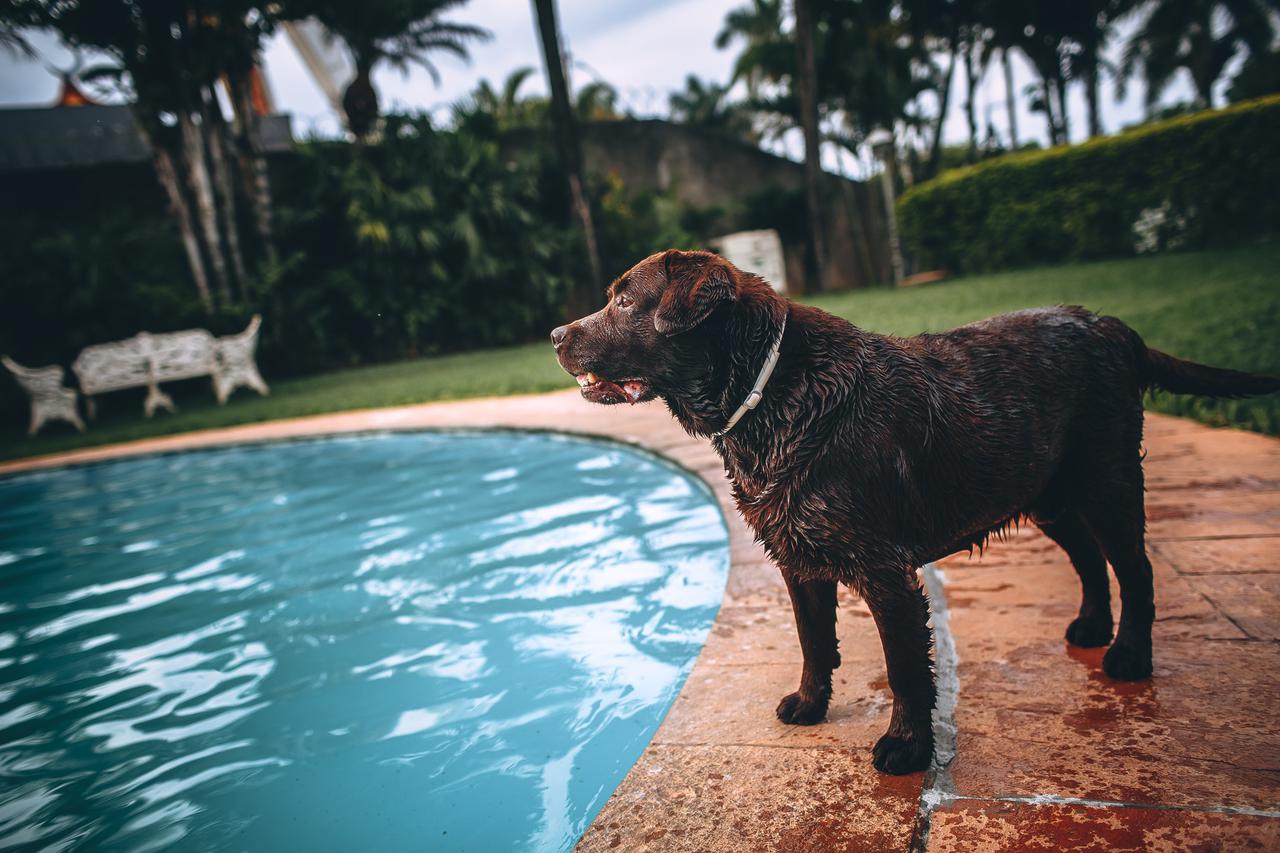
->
[4, 390, 1277, 851]
[926, 800, 1280, 852]
[575, 744, 921, 853]
[1150, 536, 1280, 574]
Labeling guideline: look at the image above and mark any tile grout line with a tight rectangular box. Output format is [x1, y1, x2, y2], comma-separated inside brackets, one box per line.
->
[949, 793, 1280, 820]
[912, 563, 960, 853]
[1165, 563, 1261, 640]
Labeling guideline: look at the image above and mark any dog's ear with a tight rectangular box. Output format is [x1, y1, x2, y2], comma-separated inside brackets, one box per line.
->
[654, 251, 737, 336]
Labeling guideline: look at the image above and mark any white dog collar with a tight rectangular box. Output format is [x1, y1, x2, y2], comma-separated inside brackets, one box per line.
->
[713, 312, 787, 439]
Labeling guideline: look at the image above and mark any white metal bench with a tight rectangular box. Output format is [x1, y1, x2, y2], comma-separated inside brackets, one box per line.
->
[2, 356, 86, 435]
[72, 315, 269, 419]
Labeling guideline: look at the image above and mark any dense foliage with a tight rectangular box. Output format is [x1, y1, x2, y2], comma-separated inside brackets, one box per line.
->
[897, 95, 1280, 273]
[266, 114, 573, 373]
[0, 113, 702, 426]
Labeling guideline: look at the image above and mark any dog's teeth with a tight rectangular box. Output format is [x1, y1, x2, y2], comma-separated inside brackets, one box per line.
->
[585, 372, 598, 384]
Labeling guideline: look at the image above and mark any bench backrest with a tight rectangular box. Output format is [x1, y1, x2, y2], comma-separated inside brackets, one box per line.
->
[73, 330, 216, 394]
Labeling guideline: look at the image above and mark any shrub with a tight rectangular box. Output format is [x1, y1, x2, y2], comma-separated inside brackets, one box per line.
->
[265, 114, 575, 374]
[594, 172, 702, 280]
[898, 95, 1280, 274]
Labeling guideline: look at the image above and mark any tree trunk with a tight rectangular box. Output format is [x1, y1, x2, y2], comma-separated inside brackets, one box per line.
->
[1002, 48, 1019, 148]
[178, 111, 231, 305]
[144, 128, 214, 313]
[1192, 59, 1213, 110]
[1190, 17, 1214, 110]
[878, 151, 904, 286]
[1039, 75, 1061, 146]
[202, 90, 247, 300]
[793, 0, 827, 293]
[228, 67, 278, 267]
[1054, 70, 1070, 143]
[963, 44, 979, 162]
[532, 0, 604, 310]
[343, 62, 381, 142]
[1084, 47, 1103, 137]
[927, 47, 958, 179]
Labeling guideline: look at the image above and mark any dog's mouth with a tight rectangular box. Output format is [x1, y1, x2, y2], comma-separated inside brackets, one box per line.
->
[575, 372, 654, 405]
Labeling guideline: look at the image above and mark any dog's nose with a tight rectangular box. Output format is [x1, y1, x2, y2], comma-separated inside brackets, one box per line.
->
[551, 325, 570, 349]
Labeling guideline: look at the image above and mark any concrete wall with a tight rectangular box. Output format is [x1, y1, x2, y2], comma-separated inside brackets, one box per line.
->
[580, 120, 892, 292]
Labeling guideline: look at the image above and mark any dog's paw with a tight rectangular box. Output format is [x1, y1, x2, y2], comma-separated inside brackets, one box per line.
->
[1103, 641, 1153, 681]
[775, 691, 829, 726]
[1065, 615, 1114, 648]
[872, 732, 933, 775]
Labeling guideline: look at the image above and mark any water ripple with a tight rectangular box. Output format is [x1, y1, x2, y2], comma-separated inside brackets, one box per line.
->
[0, 432, 728, 852]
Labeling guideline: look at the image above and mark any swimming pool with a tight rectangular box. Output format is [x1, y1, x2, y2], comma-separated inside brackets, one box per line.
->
[0, 432, 729, 852]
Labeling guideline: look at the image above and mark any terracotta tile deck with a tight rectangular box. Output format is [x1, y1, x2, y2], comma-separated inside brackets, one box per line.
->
[4, 390, 1277, 851]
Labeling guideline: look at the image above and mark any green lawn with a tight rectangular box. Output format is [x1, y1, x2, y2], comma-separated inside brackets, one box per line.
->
[3, 244, 1278, 462]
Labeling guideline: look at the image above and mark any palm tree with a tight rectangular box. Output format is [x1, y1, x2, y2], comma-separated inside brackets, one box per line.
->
[299, 0, 490, 140]
[1000, 47, 1019, 146]
[897, 0, 974, 174]
[453, 67, 544, 131]
[669, 75, 728, 124]
[1012, 9, 1073, 145]
[1228, 46, 1280, 101]
[822, 0, 934, 145]
[531, 0, 604, 311]
[574, 80, 621, 122]
[793, 0, 827, 292]
[715, 0, 790, 99]
[960, 23, 993, 160]
[1061, 1, 1135, 138]
[668, 75, 758, 143]
[1121, 0, 1277, 112]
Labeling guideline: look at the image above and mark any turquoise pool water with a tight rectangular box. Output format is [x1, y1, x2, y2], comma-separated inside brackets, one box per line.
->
[0, 432, 729, 852]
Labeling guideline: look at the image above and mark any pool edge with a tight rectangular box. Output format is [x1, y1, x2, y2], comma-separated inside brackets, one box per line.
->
[2, 388, 926, 851]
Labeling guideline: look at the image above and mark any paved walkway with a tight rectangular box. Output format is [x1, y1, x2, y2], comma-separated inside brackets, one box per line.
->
[4, 391, 1277, 851]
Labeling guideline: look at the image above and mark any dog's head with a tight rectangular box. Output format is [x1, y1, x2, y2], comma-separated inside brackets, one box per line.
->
[551, 249, 741, 405]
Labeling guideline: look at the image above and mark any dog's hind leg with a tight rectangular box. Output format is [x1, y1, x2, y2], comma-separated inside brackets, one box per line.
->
[861, 570, 935, 774]
[1080, 478, 1155, 681]
[776, 575, 840, 725]
[1033, 510, 1114, 648]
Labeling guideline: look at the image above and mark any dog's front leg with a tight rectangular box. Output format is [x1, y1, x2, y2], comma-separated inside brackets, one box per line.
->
[862, 570, 936, 774]
[776, 573, 840, 725]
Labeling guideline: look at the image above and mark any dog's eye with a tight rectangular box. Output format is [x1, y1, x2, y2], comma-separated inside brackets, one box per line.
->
[616, 293, 633, 309]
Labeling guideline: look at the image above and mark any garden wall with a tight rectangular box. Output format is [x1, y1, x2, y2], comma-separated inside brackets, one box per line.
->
[579, 120, 893, 292]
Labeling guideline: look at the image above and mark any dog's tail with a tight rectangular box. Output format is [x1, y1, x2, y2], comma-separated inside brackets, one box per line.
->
[1139, 346, 1280, 399]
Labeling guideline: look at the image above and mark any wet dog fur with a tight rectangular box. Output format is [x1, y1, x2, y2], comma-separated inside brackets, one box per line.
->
[551, 249, 1280, 774]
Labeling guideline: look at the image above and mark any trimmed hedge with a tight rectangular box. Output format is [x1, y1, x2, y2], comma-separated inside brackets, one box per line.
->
[898, 95, 1280, 273]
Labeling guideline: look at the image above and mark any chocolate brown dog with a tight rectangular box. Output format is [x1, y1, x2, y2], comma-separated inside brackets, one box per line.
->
[550, 249, 1280, 774]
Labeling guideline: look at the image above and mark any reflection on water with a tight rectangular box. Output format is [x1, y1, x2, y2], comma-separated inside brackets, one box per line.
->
[0, 432, 729, 852]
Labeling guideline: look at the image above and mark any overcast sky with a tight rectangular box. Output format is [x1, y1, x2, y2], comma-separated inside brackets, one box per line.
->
[0, 0, 1209, 174]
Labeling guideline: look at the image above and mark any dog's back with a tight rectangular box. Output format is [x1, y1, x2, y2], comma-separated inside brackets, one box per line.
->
[838, 307, 1138, 559]
[833, 303, 1279, 566]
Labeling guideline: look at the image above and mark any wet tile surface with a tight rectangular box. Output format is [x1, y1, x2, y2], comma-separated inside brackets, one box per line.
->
[927, 800, 1280, 852]
[575, 745, 921, 853]
[5, 394, 1278, 851]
